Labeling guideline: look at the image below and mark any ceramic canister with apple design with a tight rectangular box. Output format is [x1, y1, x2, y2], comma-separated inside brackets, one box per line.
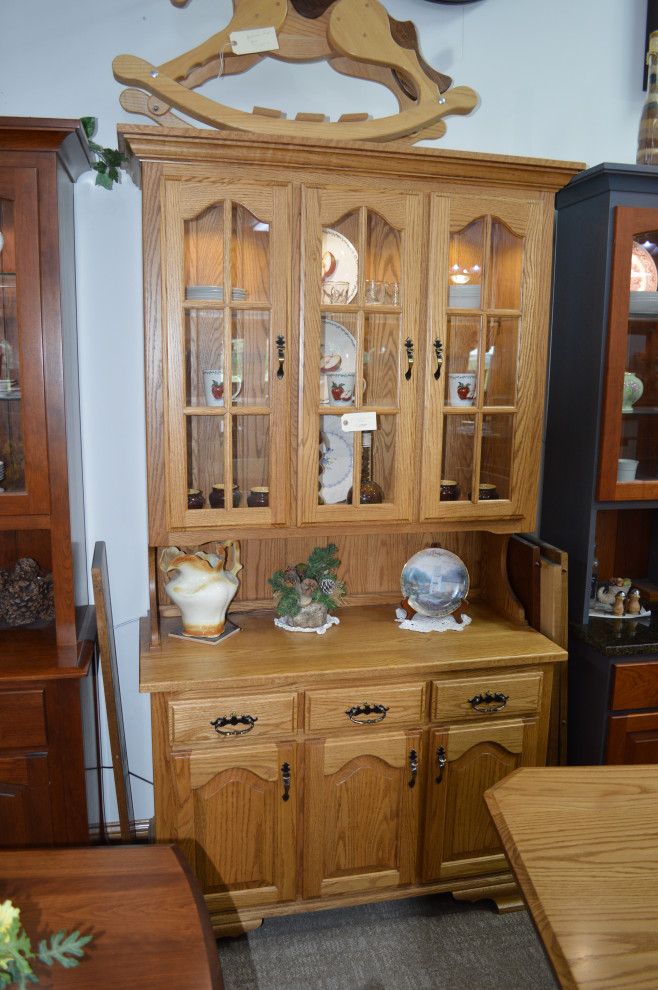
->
[448, 372, 476, 406]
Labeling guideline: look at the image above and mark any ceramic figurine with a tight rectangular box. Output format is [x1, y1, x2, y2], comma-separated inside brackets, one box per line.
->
[612, 591, 626, 616]
[596, 583, 619, 609]
[160, 540, 242, 639]
[269, 543, 345, 629]
[627, 588, 642, 615]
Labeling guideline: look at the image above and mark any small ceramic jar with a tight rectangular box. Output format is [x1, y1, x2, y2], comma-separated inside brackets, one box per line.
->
[478, 483, 499, 501]
[440, 479, 459, 501]
[187, 488, 204, 509]
[209, 483, 241, 508]
[247, 486, 269, 507]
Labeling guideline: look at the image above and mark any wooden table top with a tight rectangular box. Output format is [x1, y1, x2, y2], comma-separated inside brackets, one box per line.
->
[0, 844, 223, 989]
[485, 766, 658, 990]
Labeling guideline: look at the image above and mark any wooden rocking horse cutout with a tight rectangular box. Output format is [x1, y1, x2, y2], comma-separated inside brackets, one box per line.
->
[113, 0, 478, 144]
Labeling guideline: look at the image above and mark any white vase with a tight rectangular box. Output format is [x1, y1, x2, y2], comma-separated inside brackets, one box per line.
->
[160, 541, 242, 638]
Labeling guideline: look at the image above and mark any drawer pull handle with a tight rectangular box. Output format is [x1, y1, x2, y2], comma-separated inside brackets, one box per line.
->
[404, 338, 414, 381]
[408, 749, 418, 787]
[281, 762, 291, 801]
[435, 745, 446, 783]
[467, 691, 509, 712]
[345, 703, 390, 724]
[276, 334, 285, 380]
[433, 338, 443, 380]
[210, 712, 258, 736]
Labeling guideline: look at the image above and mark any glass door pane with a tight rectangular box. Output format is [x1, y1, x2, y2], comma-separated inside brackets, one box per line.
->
[165, 180, 288, 529]
[305, 192, 419, 523]
[0, 193, 24, 494]
[599, 208, 658, 500]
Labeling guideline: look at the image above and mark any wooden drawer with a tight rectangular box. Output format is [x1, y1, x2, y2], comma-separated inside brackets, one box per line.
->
[168, 691, 297, 746]
[431, 671, 544, 722]
[0, 690, 47, 750]
[611, 661, 658, 712]
[304, 683, 426, 732]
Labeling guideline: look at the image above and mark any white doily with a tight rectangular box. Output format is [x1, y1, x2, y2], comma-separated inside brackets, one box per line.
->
[274, 614, 340, 634]
[395, 607, 472, 632]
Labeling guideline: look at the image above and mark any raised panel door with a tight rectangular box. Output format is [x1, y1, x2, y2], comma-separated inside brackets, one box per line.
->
[0, 753, 54, 847]
[423, 719, 541, 882]
[302, 730, 422, 899]
[162, 742, 297, 915]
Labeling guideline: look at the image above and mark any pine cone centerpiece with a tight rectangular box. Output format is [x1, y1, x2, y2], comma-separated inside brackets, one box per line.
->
[0, 557, 55, 626]
[269, 544, 345, 628]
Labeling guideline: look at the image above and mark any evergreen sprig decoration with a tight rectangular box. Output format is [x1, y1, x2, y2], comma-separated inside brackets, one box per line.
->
[268, 543, 345, 618]
[81, 117, 127, 190]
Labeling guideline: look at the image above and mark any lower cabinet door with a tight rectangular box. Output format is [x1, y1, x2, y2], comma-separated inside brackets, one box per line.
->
[165, 741, 297, 914]
[302, 730, 422, 900]
[423, 718, 541, 882]
[0, 753, 54, 847]
[606, 710, 658, 764]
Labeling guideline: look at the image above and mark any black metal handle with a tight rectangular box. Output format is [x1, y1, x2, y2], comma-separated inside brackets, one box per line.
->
[408, 749, 418, 788]
[281, 762, 291, 801]
[210, 712, 258, 736]
[276, 334, 285, 379]
[345, 703, 390, 724]
[433, 338, 443, 380]
[404, 338, 414, 380]
[435, 745, 446, 783]
[467, 691, 509, 712]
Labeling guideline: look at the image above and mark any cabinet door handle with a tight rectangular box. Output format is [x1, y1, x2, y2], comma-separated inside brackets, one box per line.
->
[345, 703, 390, 724]
[210, 712, 258, 735]
[435, 745, 446, 783]
[281, 762, 291, 801]
[433, 338, 443, 380]
[467, 691, 509, 712]
[408, 749, 418, 787]
[404, 338, 414, 380]
[276, 334, 285, 379]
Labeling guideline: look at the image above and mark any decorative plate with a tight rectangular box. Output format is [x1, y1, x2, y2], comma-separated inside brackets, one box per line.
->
[320, 317, 357, 403]
[322, 228, 358, 303]
[319, 416, 353, 504]
[630, 241, 658, 292]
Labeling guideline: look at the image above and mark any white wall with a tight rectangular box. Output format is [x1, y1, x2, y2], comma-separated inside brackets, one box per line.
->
[0, 0, 650, 823]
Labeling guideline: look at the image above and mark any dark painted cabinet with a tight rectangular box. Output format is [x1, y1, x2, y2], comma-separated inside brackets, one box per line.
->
[541, 163, 658, 765]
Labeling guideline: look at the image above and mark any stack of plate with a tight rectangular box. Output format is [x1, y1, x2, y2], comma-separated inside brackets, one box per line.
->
[184, 286, 249, 301]
[448, 285, 481, 308]
[186, 285, 223, 301]
[630, 290, 658, 314]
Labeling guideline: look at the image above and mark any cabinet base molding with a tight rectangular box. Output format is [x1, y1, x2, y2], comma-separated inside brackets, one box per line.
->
[210, 870, 516, 937]
[452, 879, 524, 914]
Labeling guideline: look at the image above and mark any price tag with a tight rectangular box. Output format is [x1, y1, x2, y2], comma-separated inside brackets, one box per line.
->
[230, 27, 279, 55]
[341, 412, 377, 433]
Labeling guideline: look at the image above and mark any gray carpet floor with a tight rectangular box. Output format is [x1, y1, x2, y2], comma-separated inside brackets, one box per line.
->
[217, 894, 559, 990]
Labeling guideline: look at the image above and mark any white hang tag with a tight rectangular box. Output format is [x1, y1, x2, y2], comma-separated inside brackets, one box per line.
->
[230, 27, 279, 55]
[341, 412, 377, 433]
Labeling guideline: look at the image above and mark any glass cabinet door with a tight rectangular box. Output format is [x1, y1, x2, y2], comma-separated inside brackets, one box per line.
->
[420, 195, 540, 521]
[598, 206, 658, 501]
[161, 178, 290, 530]
[0, 168, 49, 516]
[299, 187, 422, 524]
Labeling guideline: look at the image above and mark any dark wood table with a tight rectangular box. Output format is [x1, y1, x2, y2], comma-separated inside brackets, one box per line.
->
[0, 844, 223, 989]
[485, 766, 658, 990]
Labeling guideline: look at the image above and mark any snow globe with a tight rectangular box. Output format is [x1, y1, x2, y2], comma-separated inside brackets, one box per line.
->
[399, 546, 470, 626]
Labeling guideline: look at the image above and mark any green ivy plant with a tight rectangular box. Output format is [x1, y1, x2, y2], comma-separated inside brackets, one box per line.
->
[81, 117, 127, 190]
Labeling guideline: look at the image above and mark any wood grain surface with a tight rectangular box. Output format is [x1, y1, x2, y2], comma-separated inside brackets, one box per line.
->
[485, 766, 658, 990]
[0, 844, 223, 990]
